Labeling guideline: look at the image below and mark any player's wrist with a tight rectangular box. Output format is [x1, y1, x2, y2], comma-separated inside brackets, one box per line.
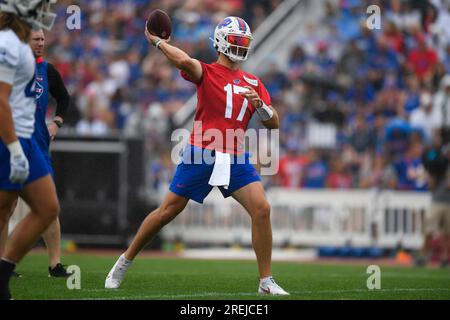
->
[153, 37, 163, 49]
[53, 119, 63, 128]
[7, 140, 24, 157]
[256, 99, 263, 108]
[255, 102, 274, 121]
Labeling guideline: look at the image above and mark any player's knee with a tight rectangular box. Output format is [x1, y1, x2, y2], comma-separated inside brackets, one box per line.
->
[46, 204, 60, 223]
[0, 200, 16, 221]
[0, 199, 14, 214]
[253, 201, 271, 222]
[49, 202, 60, 220]
[11, 199, 18, 211]
[0, 205, 10, 218]
[157, 204, 180, 226]
[36, 200, 60, 222]
[0, 214, 8, 228]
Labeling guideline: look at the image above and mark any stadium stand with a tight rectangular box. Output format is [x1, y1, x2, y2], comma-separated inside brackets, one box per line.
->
[44, 0, 450, 195]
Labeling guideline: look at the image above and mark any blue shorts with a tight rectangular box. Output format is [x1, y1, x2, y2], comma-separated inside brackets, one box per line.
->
[38, 146, 54, 178]
[169, 144, 261, 204]
[0, 137, 51, 191]
[33, 131, 54, 178]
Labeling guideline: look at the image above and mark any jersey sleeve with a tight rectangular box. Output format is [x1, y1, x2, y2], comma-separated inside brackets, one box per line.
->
[257, 79, 271, 106]
[47, 63, 71, 118]
[180, 61, 207, 85]
[0, 36, 20, 85]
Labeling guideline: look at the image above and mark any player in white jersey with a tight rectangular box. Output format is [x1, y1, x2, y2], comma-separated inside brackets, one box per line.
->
[0, 0, 58, 300]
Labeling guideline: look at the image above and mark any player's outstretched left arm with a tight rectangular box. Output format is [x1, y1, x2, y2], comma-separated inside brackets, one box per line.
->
[240, 86, 280, 129]
[145, 29, 203, 83]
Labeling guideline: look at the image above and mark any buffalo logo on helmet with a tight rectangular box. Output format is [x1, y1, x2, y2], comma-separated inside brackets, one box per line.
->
[218, 17, 232, 29]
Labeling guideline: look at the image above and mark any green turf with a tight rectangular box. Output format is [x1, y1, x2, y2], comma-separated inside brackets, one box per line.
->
[9, 252, 450, 300]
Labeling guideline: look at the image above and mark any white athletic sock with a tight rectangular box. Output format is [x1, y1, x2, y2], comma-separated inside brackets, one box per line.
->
[120, 254, 132, 265]
[260, 276, 274, 286]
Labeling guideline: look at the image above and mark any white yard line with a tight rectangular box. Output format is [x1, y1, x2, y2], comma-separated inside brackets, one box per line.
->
[79, 288, 450, 300]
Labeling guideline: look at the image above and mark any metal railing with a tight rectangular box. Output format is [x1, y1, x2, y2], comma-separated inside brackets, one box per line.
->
[162, 188, 431, 250]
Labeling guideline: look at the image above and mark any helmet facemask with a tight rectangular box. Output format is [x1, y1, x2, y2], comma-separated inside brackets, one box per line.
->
[225, 34, 252, 62]
[0, 0, 57, 30]
[31, 0, 57, 31]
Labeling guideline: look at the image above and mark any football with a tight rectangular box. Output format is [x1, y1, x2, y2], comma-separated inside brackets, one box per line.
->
[146, 9, 172, 40]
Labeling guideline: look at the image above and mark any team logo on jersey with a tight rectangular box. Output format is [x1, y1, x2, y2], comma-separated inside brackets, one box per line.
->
[243, 76, 258, 87]
[35, 80, 44, 99]
[233, 79, 241, 84]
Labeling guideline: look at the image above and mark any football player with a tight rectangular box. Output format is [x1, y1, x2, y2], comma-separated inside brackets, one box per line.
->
[0, 28, 71, 278]
[0, 0, 59, 300]
[106, 16, 289, 295]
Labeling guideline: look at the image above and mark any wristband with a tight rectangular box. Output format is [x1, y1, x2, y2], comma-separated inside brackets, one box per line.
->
[54, 119, 63, 128]
[255, 102, 274, 121]
[7, 140, 23, 157]
[154, 38, 162, 49]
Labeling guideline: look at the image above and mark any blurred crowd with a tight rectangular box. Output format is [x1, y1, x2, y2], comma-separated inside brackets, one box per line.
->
[44, 0, 280, 191]
[46, 0, 279, 131]
[271, 0, 450, 191]
[44, 0, 450, 192]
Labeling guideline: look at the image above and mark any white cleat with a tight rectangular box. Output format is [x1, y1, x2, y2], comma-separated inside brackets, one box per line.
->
[105, 254, 132, 289]
[258, 277, 290, 296]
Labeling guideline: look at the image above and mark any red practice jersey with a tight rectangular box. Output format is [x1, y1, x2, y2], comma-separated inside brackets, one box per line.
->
[181, 62, 271, 154]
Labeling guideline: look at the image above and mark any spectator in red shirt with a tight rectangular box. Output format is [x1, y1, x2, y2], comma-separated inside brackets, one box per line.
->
[383, 20, 404, 54]
[407, 34, 438, 83]
[277, 140, 307, 188]
[326, 156, 353, 189]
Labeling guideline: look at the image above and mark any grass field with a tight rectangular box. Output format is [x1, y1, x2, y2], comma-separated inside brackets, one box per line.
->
[9, 252, 450, 300]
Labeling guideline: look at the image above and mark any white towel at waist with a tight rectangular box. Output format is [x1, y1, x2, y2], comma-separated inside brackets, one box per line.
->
[208, 150, 231, 189]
